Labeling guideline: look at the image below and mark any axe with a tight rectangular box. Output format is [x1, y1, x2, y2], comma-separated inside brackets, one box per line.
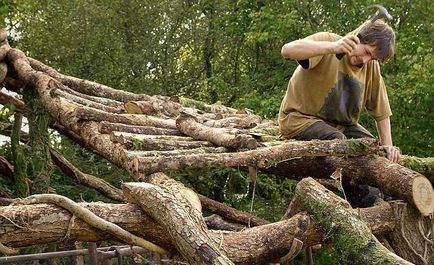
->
[336, 4, 393, 60]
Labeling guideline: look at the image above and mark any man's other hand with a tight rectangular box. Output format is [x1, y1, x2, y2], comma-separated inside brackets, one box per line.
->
[382, 145, 401, 163]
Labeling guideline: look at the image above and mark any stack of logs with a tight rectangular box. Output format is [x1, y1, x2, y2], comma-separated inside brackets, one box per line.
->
[0, 27, 434, 264]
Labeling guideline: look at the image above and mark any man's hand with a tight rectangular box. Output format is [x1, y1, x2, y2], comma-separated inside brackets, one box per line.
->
[382, 145, 401, 163]
[333, 35, 360, 55]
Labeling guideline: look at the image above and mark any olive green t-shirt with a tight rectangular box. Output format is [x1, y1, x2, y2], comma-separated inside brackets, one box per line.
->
[278, 32, 392, 138]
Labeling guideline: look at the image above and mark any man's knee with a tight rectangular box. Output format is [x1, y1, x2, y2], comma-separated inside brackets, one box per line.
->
[295, 122, 346, 141]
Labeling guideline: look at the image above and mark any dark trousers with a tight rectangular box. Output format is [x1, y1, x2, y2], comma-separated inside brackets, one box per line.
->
[294, 121, 382, 207]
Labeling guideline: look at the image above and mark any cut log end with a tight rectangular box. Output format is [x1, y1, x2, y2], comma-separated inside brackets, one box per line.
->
[412, 176, 434, 216]
[124, 102, 143, 114]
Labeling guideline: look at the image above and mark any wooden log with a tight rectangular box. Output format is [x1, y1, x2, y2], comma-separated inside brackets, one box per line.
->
[204, 215, 244, 232]
[267, 155, 434, 216]
[203, 116, 261, 129]
[74, 107, 176, 129]
[54, 89, 124, 113]
[198, 194, 269, 227]
[122, 182, 233, 264]
[98, 121, 183, 135]
[177, 112, 257, 150]
[0, 90, 29, 114]
[0, 200, 401, 263]
[400, 155, 434, 183]
[172, 96, 237, 114]
[28, 57, 154, 102]
[291, 177, 412, 264]
[130, 138, 382, 175]
[112, 132, 214, 151]
[387, 202, 434, 264]
[126, 147, 228, 158]
[49, 149, 125, 202]
[124, 99, 182, 117]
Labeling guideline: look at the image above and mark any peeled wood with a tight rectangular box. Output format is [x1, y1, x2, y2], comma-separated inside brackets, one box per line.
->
[291, 178, 411, 264]
[177, 112, 257, 150]
[98, 121, 182, 135]
[268, 155, 434, 216]
[131, 138, 382, 175]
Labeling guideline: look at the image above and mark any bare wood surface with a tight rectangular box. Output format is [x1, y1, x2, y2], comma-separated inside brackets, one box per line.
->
[176, 112, 257, 150]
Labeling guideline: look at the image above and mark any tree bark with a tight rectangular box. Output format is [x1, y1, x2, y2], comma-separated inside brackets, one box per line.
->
[124, 99, 183, 118]
[122, 182, 233, 265]
[177, 112, 257, 150]
[400, 155, 434, 184]
[203, 116, 261, 129]
[387, 202, 434, 265]
[74, 107, 176, 129]
[112, 132, 214, 151]
[98, 121, 182, 135]
[130, 138, 382, 175]
[54, 88, 124, 113]
[172, 96, 237, 114]
[0, 199, 403, 263]
[291, 177, 412, 264]
[268, 155, 434, 216]
[49, 148, 125, 202]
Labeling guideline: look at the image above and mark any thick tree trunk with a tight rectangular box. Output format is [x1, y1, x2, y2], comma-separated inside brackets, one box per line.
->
[0, 201, 401, 263]
[387, 202, 434, 265]
[268, 156, 434, 216]
[123, 181, 233, 265]
[130, 138, 382, 175]
[291, 178, 412, 264]
[400, 155, 434, 183]
[176, 112, 257, 150]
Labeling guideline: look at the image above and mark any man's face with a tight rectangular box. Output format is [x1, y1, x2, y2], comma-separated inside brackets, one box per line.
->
[348, 43, 377, 67]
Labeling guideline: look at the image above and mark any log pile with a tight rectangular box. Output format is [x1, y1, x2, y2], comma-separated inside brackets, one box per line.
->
[1, 27, 434, 264]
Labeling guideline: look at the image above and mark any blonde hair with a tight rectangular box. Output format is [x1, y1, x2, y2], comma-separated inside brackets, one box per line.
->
[349, 19, 396, 63]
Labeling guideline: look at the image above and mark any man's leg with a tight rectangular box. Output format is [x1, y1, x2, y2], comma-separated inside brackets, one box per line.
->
[342, 123, 382, 207]
[294, 121, 345, 140]
[342, 123, 375, 139]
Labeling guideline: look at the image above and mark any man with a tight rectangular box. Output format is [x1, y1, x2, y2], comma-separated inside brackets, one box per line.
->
[278, 19, 400, 163]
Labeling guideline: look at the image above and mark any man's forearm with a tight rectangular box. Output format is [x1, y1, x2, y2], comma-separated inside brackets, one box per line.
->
[375, 117, 393, 146]
[281, 40, 335, 60]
